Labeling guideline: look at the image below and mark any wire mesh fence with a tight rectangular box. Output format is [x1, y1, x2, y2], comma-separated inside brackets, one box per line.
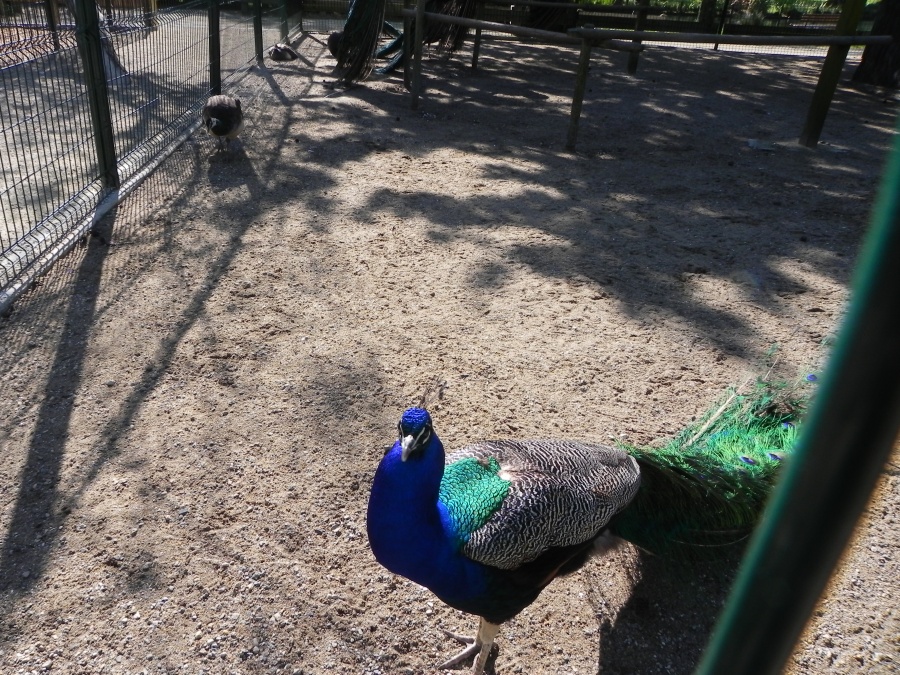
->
[1, 0, 882, 305]
[2, 26, 102, 294]
[1, 0, 299, 305]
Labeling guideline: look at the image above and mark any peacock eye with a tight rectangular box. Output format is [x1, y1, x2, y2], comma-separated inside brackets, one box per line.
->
[418, 427, 431, 446]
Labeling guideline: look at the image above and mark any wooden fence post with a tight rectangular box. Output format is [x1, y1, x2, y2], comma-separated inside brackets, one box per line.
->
[627, 0, 648, 74]
[411, 0, 426, 109]
[799, 0, 867, 148]
[471, 0, 483, 70]
[714, 0, 730, 49]
[567, 36, 593, 151]
[403, 0, 413, 89]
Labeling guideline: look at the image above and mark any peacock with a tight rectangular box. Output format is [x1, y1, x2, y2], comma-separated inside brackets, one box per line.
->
[332, 0, 477, 84]
[266, 43, 300, 62]
[201, 95, 244, 152]
[366, 379, 810, 673]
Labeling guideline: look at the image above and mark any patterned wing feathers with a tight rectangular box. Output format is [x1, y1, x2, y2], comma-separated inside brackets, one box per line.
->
[445, 440, 641, 569]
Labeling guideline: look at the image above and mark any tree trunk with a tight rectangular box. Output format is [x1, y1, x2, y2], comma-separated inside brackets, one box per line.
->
[852, 0, 900, 88]
[697, 0, 720, 32]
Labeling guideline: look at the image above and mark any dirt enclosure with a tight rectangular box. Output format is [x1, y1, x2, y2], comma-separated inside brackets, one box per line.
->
[0, 33, 898, 674]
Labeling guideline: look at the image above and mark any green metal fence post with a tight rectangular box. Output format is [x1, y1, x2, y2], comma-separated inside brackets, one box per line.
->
[209, 0, 221, 95]
[254, 0, 265, 64]
[73, 0, 119, 189]
[143, 0, 158, 29]
[44, 0, 61, 52]
[695, 115, 900, 675]
[280, 0, 289, 41]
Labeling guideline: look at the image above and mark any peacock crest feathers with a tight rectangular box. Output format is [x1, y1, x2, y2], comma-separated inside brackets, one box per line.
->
[400, 406, 431, 435]
[612, 376, 815, 555]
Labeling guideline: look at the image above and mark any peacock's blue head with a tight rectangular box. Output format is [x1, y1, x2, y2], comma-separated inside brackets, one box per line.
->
[398, 407, 433, 462]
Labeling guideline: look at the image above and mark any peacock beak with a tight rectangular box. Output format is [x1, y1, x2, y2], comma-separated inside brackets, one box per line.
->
[400, 435, 416, 462]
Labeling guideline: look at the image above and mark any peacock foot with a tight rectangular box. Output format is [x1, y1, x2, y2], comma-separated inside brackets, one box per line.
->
[437, 629, 479, 668]
[437, 618, 500, 674]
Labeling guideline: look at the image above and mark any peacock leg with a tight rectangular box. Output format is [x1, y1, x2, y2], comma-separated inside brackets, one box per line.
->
[470, 619, 500, 674]
[438, 618, 500, 674]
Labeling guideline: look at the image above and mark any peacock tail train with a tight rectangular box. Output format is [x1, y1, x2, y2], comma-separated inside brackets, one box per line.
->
[428, 0, 479, 53]
[333, 0, 478, 84]
[333, 0, 388, 83]
[612, 377, 814, 556]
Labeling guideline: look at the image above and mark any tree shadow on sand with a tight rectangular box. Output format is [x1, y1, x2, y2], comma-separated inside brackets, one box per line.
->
[587, 545, 746, 675]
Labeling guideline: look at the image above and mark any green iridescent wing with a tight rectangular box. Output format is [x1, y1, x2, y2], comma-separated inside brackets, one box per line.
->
[441, 441, 641, 569]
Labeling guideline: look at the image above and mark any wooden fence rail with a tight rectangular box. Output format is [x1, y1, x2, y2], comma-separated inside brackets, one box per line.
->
[567, 28, 891, 149]
[399, 1, 893, 151]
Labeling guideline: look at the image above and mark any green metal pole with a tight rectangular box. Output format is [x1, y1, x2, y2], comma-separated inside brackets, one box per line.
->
[142, 0, 157, 29]
[280, 0, 289, 41]
[798, 0, 867, 148]
[696, 114, 900, 675]
[209, 0, 221, 95]
[73, 0, 119, 189]
[254, 0, 264, 64]
[44, 0, 61, 52]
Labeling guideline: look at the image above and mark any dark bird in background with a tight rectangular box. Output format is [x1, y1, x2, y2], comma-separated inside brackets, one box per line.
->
[267, 43, 300, 61]
[327, 31, 343, 59]
[333, 21, 405, 79]
[367, 379, 811, 673]
[329, 0, 386, 84]
[62, 0, 127, 79]
[201, 95, 244, 152]
[332, 0, 476, 84]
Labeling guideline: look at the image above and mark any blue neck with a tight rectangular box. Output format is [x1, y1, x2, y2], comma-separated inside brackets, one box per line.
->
[367, 434, 487, 608]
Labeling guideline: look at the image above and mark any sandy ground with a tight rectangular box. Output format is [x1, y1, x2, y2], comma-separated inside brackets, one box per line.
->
[0, 33, 898, 674]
